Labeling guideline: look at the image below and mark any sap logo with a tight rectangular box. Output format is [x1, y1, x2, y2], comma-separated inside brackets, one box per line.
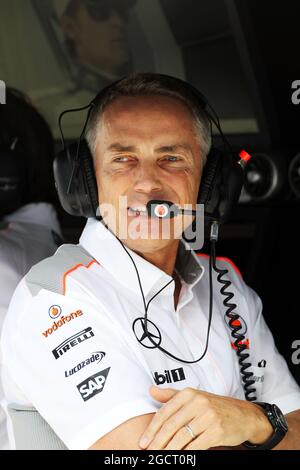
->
[77, 368, 110, 402]
[153, 368, 186, 385]
[291, 80, 300, 105]
[291, 340, 300, 365]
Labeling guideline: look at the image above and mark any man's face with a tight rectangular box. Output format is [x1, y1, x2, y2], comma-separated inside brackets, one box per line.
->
[94, 95, 204, 254]
[62, 2, 130, 73]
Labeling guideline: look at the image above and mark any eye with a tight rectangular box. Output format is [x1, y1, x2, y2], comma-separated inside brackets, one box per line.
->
[113, 156, 131, 163]
[163, 156, 181, 162]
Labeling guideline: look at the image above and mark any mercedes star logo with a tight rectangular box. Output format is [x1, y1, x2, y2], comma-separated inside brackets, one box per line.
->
[132, 318, 162, 349]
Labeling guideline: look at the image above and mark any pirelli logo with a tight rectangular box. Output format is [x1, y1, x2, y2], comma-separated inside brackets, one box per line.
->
[52, 327, 94, 359]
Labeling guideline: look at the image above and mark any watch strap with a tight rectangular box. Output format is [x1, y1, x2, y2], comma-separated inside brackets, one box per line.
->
[242, 402, 288, 450]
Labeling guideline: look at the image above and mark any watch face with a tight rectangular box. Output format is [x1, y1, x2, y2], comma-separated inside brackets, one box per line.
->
[273, 405, 289, 433]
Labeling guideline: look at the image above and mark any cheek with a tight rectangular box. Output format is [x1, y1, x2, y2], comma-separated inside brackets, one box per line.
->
[185, 166, 202, 197]
[170, 171, 199, 199]
[95, 167, 109, 201]
[96, 169, 127, 205]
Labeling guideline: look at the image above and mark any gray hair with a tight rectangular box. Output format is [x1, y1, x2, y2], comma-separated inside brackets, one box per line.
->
[86, 72, 212, 166]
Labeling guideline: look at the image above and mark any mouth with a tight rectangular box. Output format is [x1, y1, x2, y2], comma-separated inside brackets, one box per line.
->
[127, 206, 149, 217]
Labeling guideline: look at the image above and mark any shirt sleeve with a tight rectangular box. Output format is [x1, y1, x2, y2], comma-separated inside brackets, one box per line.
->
[245, 283, 300, 415]
[2, 280, 159, 450]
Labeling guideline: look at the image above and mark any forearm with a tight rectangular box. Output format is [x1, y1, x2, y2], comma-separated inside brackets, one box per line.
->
[273, 412, 300, 450]
[211, 411, 300, 450]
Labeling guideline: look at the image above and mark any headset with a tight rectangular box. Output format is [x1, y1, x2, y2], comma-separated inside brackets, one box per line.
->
[54, 74, 248, 223]
[54, 73, 256, 401]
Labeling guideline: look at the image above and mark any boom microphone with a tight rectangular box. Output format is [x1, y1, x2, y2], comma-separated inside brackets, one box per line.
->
[146, 200, 198, 219]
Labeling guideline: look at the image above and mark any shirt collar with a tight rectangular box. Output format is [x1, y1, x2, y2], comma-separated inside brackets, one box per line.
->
[79, 219, 205, 300]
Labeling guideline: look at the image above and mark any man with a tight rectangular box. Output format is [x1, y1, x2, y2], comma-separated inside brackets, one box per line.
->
[0, 88, 62, 449]
[56, 0, 134, 90]
[33, 0, 136, 139]
[2, 73, 300, 450]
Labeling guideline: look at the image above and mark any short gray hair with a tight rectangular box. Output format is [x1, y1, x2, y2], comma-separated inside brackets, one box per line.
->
[86, 72, 212, 165]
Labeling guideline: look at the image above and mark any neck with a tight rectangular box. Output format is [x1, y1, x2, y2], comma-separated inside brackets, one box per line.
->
[133, 241, 182, 311]
[135, 241, 179, 276]
[77, 58, 119, 80]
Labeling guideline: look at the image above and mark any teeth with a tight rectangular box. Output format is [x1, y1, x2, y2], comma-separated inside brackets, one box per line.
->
[128, 206, 148, 217]
[128, 207, 147, 213]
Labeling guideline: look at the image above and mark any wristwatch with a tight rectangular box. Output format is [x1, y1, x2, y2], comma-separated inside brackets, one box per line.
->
[243, 402, 288, 450]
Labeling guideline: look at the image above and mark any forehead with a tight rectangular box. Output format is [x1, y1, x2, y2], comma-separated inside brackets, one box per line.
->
[100, 95, 196, 137]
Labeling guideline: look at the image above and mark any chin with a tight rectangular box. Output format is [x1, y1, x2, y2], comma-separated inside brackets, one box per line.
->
[122, 237, 173, 255]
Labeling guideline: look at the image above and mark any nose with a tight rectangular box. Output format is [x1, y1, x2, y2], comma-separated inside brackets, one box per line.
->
[133, 163, 163, 195]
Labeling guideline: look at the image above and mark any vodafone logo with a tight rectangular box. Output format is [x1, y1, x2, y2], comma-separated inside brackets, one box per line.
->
[49, 305, 62, 319]
[43, 310, 83, 338]
[154, 204, 168, 218]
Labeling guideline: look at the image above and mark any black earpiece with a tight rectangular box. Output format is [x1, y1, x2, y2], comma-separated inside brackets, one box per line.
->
[198, 147, 244, 222]
[54, 75, 246, 224]
[54, 140, 98, 218]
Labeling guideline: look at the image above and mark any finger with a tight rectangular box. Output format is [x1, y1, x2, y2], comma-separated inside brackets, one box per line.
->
[139, 388, 195, 448]
[165, 411, 215, 450]
[184, 428, 220, 451]
[147, 401, 196, 450]
[149, 385, 179, 403]
[164, 427, 196, 450]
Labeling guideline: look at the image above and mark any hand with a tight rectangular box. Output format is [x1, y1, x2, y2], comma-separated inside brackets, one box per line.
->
[139, 386, 273, 450]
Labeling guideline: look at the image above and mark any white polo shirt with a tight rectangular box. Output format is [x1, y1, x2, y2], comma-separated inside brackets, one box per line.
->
[0, 204, 62, 329]
[1, 218, 300, 450]
[0, 203, 62, 450]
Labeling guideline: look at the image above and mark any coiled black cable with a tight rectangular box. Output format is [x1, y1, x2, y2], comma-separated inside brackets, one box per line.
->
[210, 239, 257, 402]
[105, 218, 256, 398]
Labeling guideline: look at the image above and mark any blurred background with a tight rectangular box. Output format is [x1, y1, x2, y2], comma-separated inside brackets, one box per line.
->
[1, 0, 300, 384]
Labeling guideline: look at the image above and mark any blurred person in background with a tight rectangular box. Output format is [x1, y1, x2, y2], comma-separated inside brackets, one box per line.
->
[0, 88, 62, 449]
[33, 0, 136, 137]
[56, 0, 135, 92]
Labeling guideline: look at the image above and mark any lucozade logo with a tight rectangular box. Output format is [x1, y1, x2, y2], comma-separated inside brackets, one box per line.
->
[43, 310, 83, 338]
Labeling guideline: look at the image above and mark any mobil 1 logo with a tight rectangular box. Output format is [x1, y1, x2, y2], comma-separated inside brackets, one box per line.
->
[77, 368, 111, 402]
